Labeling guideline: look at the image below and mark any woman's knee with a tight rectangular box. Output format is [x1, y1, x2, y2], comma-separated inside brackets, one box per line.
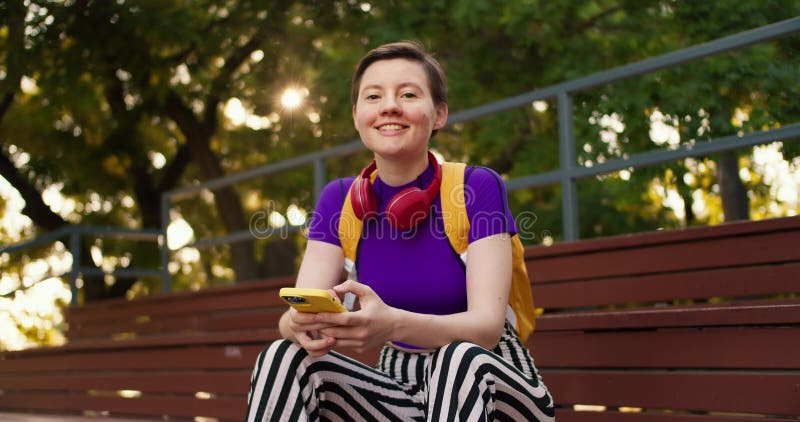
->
[256, 339, 308, 369]
[432, 341, 488, 367]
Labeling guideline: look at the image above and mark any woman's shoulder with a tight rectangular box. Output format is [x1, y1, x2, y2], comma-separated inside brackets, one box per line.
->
[463, 165, 506, 189]
[317, 176, 358, 207]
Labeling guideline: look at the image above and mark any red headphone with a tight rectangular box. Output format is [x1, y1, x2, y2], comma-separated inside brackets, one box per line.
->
[350, 151, 442, 231]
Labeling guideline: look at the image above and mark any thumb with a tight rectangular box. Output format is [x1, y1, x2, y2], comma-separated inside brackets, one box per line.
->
[334, 279, 372, 298]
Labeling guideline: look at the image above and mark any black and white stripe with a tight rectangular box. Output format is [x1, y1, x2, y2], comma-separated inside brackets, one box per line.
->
[247, 323, 554, 421]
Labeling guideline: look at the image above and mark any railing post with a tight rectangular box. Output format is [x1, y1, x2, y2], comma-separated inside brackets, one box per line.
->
[160, 193, 171, 293]
[68, 229, 80, 306]
[313, 158, 327, 202]
[558, 92, 579, 241]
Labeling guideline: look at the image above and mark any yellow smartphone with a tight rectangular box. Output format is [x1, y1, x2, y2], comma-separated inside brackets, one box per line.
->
[279, 287, 348, 313]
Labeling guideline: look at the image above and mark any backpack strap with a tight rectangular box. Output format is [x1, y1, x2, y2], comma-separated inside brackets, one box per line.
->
[339, 182, 362, 276]
[440, 162, 469, 257]
[440, 162, 536, 342]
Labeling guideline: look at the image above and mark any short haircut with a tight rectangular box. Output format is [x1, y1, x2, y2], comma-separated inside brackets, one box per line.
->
[350, 40, 447, 108]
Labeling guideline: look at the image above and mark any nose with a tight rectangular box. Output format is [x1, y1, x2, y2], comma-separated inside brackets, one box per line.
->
[380, 96, 401, 115]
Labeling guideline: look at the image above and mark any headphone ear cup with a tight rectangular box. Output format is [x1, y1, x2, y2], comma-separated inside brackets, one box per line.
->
[351, 176, 378, 220]
[385, 188, 433, 231]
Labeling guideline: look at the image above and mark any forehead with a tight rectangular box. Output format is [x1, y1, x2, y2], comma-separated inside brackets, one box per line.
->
[359, 58, 429, 90]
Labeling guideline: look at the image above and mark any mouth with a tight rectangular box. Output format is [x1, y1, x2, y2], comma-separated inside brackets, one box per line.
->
[376, 123, 409, 132]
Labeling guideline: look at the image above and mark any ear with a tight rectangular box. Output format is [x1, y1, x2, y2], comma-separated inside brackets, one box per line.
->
[352, 105, 359, 131]
[433, 103, 448, 130]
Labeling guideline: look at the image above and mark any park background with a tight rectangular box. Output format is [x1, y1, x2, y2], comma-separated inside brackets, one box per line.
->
[0, 0, 798, 351]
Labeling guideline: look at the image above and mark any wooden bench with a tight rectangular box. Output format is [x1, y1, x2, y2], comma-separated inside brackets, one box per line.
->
[1, 216, 798, 420]
[529, 215, 800, 420]
[0, 278, 295, 421]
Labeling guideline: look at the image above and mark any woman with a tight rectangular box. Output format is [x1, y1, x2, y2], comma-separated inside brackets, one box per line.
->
[247, 41, 554, 421]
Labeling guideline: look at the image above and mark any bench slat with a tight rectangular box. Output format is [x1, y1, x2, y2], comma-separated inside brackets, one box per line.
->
[536, 302, 800, 331]
[534, 263, 800, 309]
[0, 344, 266, 373]
[0, 393, 244, 421]
[0, 370, 251, 395]
[5, 329, 279, 355]
[528, 230, 800, 283]
[526, 216, 800, 259]
[67, 308, 285, 340]
[531, 327, 800, 369]
[544, 369, 800, 416]
[67, 288, 286, 325]
[554, 409, 779, 421]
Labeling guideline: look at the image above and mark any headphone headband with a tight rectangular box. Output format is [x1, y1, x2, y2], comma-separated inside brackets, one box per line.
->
[350, 152, 442, 231]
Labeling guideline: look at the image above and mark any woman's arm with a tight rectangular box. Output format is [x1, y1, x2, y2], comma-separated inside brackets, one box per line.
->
[278, 239, 345, 355]
[319, 233, 512, 351]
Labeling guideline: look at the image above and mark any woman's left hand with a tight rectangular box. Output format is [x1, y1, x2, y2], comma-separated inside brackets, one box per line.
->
[316, 279, 395, 353]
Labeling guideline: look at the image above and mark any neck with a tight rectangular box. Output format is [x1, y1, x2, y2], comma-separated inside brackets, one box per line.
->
[374, 152, 430, 187]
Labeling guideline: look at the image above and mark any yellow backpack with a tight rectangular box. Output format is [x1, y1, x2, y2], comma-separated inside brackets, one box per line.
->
[338, 162, 536, 342]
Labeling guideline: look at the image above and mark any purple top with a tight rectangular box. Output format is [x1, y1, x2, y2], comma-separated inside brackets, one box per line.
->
[308, 164, 517, 323]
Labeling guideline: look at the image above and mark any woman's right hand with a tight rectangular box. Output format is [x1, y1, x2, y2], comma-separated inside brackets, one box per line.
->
[285, 307, 338, 357]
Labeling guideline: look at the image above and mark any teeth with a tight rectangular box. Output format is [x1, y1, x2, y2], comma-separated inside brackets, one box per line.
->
[379, 124, 404, 131]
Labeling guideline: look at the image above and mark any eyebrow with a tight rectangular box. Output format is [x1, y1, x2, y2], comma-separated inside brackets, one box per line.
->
[360, 82, 424, 92]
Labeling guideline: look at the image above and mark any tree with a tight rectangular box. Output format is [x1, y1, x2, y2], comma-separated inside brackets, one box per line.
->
[0, 0, 370, 302]
[1, 0, 797, 308]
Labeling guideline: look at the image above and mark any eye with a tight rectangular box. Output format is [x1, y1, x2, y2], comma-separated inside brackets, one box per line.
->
[365, 93, 380, 100]
[401, 91, 418, 98]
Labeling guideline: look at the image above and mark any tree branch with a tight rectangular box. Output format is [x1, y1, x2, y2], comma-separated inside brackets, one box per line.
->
[157, 142, 191, 193]
[204, 5, 289, 127]
[571, 6, 624, 33]
[165, 91, 209, 140]
[0, 93, 14, 124]
[0, 149, 68, 231]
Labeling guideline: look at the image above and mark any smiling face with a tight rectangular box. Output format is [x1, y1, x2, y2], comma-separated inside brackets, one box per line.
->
[353, 58, 448, 161]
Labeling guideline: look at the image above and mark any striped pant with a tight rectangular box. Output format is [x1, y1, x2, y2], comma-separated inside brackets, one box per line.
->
[247, 323, 554, 421]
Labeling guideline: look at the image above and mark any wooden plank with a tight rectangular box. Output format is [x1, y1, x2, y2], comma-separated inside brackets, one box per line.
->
[527, 230, 800, 283]
[535, 302, 800, 331]
[4, 329, 279, 356]
[554, 409, 784, 421]
[543, 370, 800, 416]
[525, 216, 800, 259]
[0, 342, 381, 374]
[533, 263, 800, 309]
[530, 327, 800, 369]
[67, 307, 284, 340]
[0, 412, 155, 422]
[0, 344, 266, 373]
[0, 393, 245, 421]
[67, 277, 291, 320]
[67, 288, 286, 326]
[0, 370, 251, 395]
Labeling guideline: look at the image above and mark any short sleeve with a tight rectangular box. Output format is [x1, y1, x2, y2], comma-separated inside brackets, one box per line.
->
[463, 167, 518, 243]
[307, 177, 356, 247]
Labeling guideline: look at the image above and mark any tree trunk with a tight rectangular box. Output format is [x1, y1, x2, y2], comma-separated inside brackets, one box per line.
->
[188, 137, 259, 282]
[165, 93, 259, 282]
[716, 151, 749, 222]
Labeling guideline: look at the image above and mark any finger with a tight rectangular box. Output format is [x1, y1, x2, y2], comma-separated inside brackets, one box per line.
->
[333, 338, 371, 351]
[327, 288, 343, 303]
[299, 332, 335, 355]
[314, 310, 354, 326]
[333, 279, 373, 298]
[318, 327, 340, 338]
[289, 309, 319, 324]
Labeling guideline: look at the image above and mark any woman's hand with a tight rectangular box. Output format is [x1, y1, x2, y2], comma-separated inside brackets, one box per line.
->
[284, 306, 340, 358]
[316, 280, 396, 353]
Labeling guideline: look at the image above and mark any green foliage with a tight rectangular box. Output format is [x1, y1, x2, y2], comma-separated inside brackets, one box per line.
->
[0, 0, 798, 345]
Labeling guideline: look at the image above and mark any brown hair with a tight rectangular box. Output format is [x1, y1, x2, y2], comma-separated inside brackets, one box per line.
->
[350, 40, 447, 108]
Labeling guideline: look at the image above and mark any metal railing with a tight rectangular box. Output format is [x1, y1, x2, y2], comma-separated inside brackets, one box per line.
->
[0, 225, 162, 306]
[2, 17, 799, 301]
[162, 16, 800, 277]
